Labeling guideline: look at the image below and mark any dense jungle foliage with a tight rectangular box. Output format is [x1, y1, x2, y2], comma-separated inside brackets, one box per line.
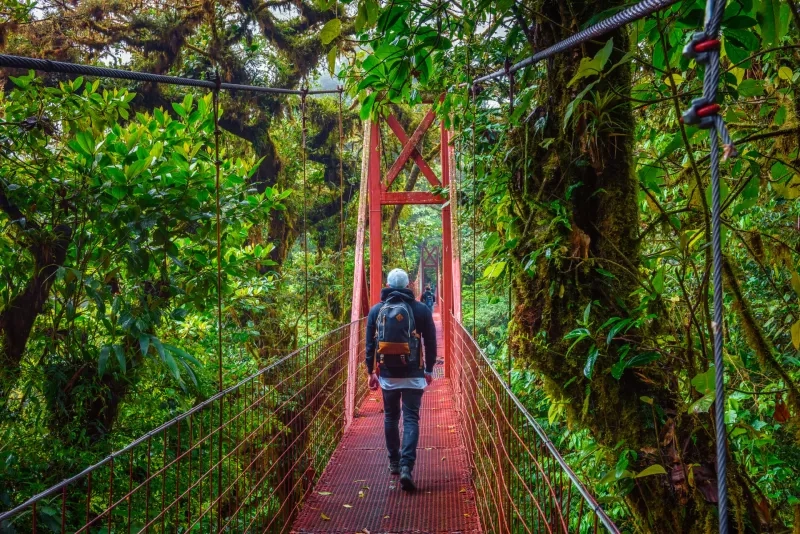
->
[0, 0, 799, 532]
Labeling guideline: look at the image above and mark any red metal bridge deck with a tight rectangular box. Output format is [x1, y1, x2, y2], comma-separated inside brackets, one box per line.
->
[291, 314, 482, 533]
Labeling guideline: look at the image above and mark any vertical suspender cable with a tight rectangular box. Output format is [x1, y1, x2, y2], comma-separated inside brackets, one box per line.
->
[681, 0, 736, 530]
[301, 89, 310, 342]
[212, 80, 223, 393]
[212, 75, 224, 533]
[506, 60, 515, 387]
[338, 87, 346, 324]
[470, 81, 478, 338]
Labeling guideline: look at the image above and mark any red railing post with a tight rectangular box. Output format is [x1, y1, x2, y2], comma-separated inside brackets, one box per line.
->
[368, 120, 383, 306]
[441, 122, 454, 377]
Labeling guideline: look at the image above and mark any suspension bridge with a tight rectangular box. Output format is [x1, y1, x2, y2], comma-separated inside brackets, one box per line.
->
[0, 0, 740, 530]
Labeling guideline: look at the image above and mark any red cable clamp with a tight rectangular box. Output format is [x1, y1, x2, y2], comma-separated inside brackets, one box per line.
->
[683, 32, 719, 63]
[681, 98, 719, 128]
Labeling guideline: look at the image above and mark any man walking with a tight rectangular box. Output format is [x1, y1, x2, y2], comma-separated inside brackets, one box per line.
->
[421, 285, 435, 312]
[366, 268, 437, 491]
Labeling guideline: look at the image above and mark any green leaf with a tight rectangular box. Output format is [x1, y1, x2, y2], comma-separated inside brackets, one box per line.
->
[689, 392, 716, 413]
[139, 334, 150, 357]
[360, 92, 377, 121]
[355, 2, 366, 31]
[611, 359, 628, 380]
[163, 343, 202, 366]
[635, 464, 667, 478]
[652, 266, 665, 294]
[626, 352, 661, 368]
[791, 271, 800, 299]
[320, 18, 342, 45]
[98, 346, 110, 376]
[164, 351, 181, 381]
[483, 261, 507, 279]
[723, 40, 750, 67]
[584, 346, 599, 380]
[364, 0, 379, 26]
[691, 367, 716, 395]
[790, 319, 800, 350]
[567, 39, 613, 87]
[172, 102, 187, 118]
[737, 79, 765, 97]
[327, 47, 337, 76]
[114, 345, 126, 374]
[757, 0, 784, 47]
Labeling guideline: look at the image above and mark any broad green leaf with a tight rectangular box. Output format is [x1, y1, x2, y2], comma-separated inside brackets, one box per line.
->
[364, 0, 379, 26]
[360, 92, 377, 121]
[172, 102, 187, 117]
[778, 67, 793, 81]
[139, 335, 150, 356]
[635, 464, 667, 478]
[320, 18, 342, 45]
[483, 261, 507, 279]
[567, 39, 613, 87]
[98, 345, 110, 376]
[691, 367, 716, 395]
[757, 0, 784, 47]
[737, 79, 764, 97]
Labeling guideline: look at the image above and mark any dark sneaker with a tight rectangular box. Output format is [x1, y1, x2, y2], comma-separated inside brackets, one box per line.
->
[388, 461, 400, 475]
[399, 466, 415, 491]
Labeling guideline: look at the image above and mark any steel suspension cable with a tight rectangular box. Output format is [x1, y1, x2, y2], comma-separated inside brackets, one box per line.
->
[301, 89, 310, 342]
[473, 0, 681, 84]
[0, 53, 341, 95]
[680, 0, 737, 531]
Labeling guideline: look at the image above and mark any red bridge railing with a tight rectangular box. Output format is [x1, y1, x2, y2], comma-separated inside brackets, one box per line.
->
[0, 319, 367, 534]
[450, 316, 619, 533]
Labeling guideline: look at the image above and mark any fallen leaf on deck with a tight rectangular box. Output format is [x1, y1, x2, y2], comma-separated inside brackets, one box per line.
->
[343, 504, 352, 508]
[358, 490, 365, 498]
[321, 513, 330, 521]
[459, 488, 467, 493]
[353, 479, 366, 482]
[362, 529, 370, 534]
[318, 491, 332, 496]
[464, 513, 471, 517]
[383, 515, 390, 519]
[441, 457, 446, 461]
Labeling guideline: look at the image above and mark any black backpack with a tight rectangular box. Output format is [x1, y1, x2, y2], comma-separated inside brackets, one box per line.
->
[424, 290, 434, 306]
[376, 294, 421, 369]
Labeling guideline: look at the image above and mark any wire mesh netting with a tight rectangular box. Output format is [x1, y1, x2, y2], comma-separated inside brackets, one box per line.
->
[450, 317, 619, 534]
[0, 319, 367, 534]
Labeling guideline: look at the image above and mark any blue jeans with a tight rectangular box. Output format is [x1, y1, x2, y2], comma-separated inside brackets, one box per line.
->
[382, 388, 424, 470]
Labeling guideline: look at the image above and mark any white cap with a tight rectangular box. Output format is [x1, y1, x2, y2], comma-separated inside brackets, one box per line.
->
[387, 268, 409, 289]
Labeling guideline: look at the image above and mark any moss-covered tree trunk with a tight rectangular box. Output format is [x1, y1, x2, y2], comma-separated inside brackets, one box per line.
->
[508, 1, 718, 530]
